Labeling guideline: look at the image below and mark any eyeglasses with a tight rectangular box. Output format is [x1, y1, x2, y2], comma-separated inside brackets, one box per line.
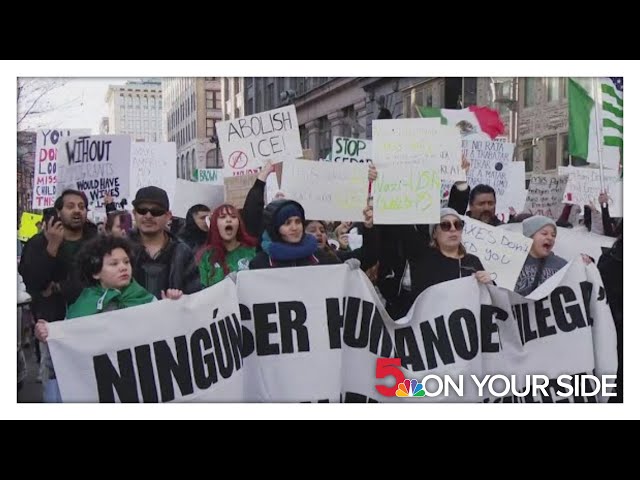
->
[439, 220, 464, 232]
[135, 207, 167, 217]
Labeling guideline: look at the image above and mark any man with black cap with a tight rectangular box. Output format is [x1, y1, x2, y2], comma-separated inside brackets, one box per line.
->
[129, 185, 202, 299]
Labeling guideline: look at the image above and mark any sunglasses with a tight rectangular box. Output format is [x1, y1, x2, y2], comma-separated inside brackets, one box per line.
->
[438, 220, 464, 232]
[135, 207, 167, 217]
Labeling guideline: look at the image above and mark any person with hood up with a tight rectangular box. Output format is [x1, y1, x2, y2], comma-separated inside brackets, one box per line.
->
[34, 235, 182, 402]
[249, 199, 345, 269]
[197, 204, 258, 287]
[178, 204, 211, 253]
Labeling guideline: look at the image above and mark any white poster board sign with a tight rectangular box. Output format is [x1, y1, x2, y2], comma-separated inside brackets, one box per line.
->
[173, 179, 224, 218]
[559, 166, 623, 218]
[332, 137, 373, 164]
[216, 105, 302, 177]
[57, 135, 131, 209]
[130, 142, 177, 207]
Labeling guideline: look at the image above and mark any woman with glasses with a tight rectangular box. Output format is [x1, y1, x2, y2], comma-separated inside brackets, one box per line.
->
[196, 204, 258, 287]
[408, 208, 493, 303]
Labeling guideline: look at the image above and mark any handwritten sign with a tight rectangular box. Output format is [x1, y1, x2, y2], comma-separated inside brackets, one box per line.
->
[372, 119, 460, 167]
[332, 137, 372, 164]
[461, 138, 515, 164]
[216, 105, 302, 177]
[559, 166, 622, 218]
[281, 159, 369, 221]
[467, 157, 526, 221]
[31, 129, 91, 209]
[461, 216, 532, 290]
[57, 135, 131, 209]
[130, 142, 177, 208]
[373, 162, 441, 224]
[524, 174, 569, 218]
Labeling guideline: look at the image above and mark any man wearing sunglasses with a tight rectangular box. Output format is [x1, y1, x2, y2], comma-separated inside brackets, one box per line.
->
[129, 186, 202, 299]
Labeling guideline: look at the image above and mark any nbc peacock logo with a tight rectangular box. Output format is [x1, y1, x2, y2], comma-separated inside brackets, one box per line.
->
[395, 379, 426, 397]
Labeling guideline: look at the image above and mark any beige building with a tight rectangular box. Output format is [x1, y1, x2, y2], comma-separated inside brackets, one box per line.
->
[162, 77, 223, 180]
[221, 77, 244, 120]
[105, 79, 163, 142]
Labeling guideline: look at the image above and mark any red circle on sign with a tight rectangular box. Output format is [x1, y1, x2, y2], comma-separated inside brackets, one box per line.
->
[228, 151, 248, 170]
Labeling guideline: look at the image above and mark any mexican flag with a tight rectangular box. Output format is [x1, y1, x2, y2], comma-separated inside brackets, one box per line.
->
[416, 105, 505, 139]
[568, 77, 623, 172]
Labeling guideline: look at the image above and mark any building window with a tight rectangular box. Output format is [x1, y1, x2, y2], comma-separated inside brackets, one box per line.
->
[234, 107, 240, 119]
[176, 157, 180, 178]
[206, 90, 215, 109]
[150, 96, 155, 109]
[181, 155, 186, 179]
[266, 83, 274, 110]
[206, 118, 215, 138]
[546, 78, 567, 103]
[524, 78, 535, 108]
[127, 95, 133, 108]
[319, 116, 331, 159]
[224, 79, 230, 100]
[192, 148, 196, 172]
[545, 135, 558, 171]
[403, 93, 412, 119]
[461, 77, 477, 107]
[246, 100, 253, 115]
[205, 77, 215, 80]
[255, 87, 262, 112]
[560, 133, 570, 167]
[206, 149, 216, 168]
[135, 95, 140, 109]
[246, 77, 253, 88]
[299, 126, 309, 149]
[186, 151, 190, 179]
[521, 139, 534, 172]
[234, 77, 240, 92]
[119, 93, 125, 105]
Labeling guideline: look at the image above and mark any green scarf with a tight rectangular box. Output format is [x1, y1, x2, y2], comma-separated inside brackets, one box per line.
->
[66, 279, 156, 319]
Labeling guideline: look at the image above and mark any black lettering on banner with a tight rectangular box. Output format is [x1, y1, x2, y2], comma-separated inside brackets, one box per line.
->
[210, 318, 235, 379]
[225, 313, 244, 369]
[190, 327, 217, 390]
[369, 308, 394, 358]
[94, 350, 139, 403]
[395, 327, 425, 371]
[278, 301, 309, 353]
[135, 344, 159, 403]
[550, 286, 587, 333]
[420, 315, 455, 370]
[254, 303, 280, 356]
[534, 298, 557, 338]
[580, 281, 594, 326]
[448, 309, 478, 361]
[239, 303, 255, 358]
[480, 305, 508, 352]
[154, 336, 194, 403]
[344, 297, 371, 349]
[325, 298, 344, 349]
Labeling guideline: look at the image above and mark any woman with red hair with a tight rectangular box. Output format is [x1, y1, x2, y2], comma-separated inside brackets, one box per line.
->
[196, 204, 258, 287]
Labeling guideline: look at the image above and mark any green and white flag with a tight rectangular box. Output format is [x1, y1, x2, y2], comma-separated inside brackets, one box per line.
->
[568, 77, 623, 172]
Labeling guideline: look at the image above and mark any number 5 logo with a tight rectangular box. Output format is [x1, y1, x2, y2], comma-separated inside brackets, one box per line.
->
[375, 358, 405, 397]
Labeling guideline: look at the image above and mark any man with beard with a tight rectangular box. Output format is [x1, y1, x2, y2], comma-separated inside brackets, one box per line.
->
[128, 186, 202, 299]
[19, 189, 96, 401]
[448, 183, 505, 226]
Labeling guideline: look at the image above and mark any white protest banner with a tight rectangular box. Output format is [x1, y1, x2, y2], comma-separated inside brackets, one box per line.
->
[559, 166, 623, 217]
[500, 223, 615, 264]
[467, 157, 526, 221]
[130, 142, 177, 207]
[57, 135, 131, 209]
[332, 137, 372, 164]
[173, 179, 224, 218]
[524, 174, 569, 218]
[281, 159, 369, 221]
[46, 261, 617, 403]
[372, 119, 460, 168]
[47, 279, 245, 403]
[373, 162, 441, 224]
[216, 105, 302, 177]
[374, 259, 617, 403]
[461, 216, 532, 290]
[32, 128, 91, 209]
[196, 168, 224, 186]
[236, 265, 393, 402]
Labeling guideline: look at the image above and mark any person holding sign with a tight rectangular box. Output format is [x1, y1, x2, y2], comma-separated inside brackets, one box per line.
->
[514, 216, 570, 297]
[197, 204, 258, 287]
[407, 208, 493, 306]
[34, 235, 183, 402]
